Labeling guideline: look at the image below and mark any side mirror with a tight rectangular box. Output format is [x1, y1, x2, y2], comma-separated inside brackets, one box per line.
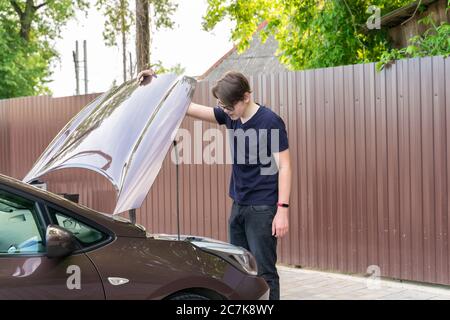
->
[46, 225, 78, 258]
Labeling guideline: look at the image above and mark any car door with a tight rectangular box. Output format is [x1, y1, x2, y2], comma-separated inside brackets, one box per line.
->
[0, 187, 105, 299]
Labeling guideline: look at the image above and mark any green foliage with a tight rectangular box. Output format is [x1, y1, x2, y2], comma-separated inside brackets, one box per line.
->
[202, 0, 411, 70]
[0, 23, 50, 97]
[96, 0, 134, 47]
[96, 0, 178, 78]
[150, 60, 185, 75]
[96, 0, 178, 47]
[151, 0, 177, 30]
[377, 11, 450, 71]
[0, 0, 89, 98]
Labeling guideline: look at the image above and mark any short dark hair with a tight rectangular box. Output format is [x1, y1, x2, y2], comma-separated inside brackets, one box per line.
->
[211, 71, 252, 107]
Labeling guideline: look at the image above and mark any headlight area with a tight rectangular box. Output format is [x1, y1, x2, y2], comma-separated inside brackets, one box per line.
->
[191, 241, 258, 276]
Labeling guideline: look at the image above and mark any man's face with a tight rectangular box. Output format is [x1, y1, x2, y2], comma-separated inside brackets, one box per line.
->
[218, 92, 250, 120]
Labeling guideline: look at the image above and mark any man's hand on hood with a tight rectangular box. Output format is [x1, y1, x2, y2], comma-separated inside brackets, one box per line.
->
[137, 69, 157, 85]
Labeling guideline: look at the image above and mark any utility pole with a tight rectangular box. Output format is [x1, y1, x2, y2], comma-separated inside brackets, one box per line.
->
[129, 52, 133, 79]
[83, 40, 88, 94]
[73, 40, 88, 95]
[72, 41, 80, 95]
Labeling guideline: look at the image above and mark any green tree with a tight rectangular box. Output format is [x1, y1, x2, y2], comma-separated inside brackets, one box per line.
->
[377, 2, 450, 70]
[0, 0, 88, 98]
[96, 0, 134, 82]
[150, 60, 185, 75]
[202, 0, 411, 70]
[96, 0, 179, 78]
[0, 21, 49, 97]
[135, 0, 177, 73]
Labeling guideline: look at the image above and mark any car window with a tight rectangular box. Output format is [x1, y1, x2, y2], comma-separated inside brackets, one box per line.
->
[0, 190, 45, 255]
[48, 207, 105, 246]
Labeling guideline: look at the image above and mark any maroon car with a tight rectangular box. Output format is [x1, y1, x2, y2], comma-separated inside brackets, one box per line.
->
[0, 74, 269, 300]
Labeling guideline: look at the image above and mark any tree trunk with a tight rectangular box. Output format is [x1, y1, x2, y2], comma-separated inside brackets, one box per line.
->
[121, 0, 127, 82]
[135, 0, 150, 73]
[10, 0, 37, 41]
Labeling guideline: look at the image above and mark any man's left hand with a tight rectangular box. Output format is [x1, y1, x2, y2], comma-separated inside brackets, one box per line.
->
[272, 208, 289, 238]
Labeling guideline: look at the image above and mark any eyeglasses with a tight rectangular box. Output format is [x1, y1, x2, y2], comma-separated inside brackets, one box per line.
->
[217, 99, 235, 111]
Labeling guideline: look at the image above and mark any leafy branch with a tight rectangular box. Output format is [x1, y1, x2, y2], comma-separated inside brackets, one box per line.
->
[376, 12, 450, 71]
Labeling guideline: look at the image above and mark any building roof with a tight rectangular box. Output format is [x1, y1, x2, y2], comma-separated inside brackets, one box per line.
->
[199, 22, 288, 81]
[380, 0, 438, 27]
[361, 0, 439, 32]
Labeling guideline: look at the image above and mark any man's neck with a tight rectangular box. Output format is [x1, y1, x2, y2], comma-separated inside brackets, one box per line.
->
[241, 102, 259, 124]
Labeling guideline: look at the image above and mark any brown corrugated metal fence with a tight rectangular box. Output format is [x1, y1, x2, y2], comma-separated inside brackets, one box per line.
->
[1, 56, 449, 286]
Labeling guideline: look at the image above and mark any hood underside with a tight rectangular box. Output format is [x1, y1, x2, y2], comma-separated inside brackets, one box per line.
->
[23, 74, 196, 214]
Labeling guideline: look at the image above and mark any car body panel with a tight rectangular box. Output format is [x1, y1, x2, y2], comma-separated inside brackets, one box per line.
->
[0, 254, 104, 299]
[23, 74, 196, 215]
[85, 237, 267, 300]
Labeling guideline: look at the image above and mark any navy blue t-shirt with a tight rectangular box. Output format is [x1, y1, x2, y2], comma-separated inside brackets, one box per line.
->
[213, 104, 289, 205]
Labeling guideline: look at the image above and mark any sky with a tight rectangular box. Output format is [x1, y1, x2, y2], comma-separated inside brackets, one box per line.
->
[48, 0, 234, 97]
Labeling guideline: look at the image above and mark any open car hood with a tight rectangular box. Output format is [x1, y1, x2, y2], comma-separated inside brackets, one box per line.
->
[23, 74, 196, 214]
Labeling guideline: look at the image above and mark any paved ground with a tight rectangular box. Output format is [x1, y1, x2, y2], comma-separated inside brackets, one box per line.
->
[279, 265, 450, 300]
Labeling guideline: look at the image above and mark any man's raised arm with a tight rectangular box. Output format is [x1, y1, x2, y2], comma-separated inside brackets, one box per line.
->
[187, 103, 216, 123]
[137, 69, 217, 123]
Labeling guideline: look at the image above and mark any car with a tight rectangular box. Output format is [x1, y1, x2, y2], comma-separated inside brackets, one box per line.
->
[0, 74, 269, 300]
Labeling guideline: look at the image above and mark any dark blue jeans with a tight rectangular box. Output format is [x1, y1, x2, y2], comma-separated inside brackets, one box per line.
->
[229, 201, 279, 300]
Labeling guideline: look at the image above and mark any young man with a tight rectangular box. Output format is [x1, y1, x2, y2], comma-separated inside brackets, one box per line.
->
[139, 70, 291, 300]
